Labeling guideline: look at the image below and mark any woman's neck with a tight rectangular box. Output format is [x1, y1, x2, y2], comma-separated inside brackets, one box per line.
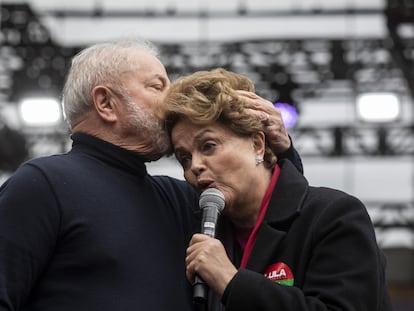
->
[231, 167, 272, 228]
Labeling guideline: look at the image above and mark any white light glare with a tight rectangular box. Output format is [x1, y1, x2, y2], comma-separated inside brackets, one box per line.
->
[19, 98, 62, 127]
[356, 93, 400, 123]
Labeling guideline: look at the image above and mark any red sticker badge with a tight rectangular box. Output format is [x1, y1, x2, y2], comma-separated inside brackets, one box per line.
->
[264, 262, 294, 286]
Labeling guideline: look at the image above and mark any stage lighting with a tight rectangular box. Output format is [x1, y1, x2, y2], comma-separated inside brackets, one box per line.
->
[274, 102, 298, 129]
[18, 97, 62, 127]
[356, 92, 400, 123]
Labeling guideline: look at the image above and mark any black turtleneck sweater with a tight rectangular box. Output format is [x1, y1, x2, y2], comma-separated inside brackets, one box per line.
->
[0, 133, 198, 311]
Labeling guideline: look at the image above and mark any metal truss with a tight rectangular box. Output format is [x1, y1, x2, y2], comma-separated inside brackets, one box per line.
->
[290, 125, 414, 157]
[366, 200, 414, 249]
[1, 3, 414, 105]
[385, 0, 414, 98]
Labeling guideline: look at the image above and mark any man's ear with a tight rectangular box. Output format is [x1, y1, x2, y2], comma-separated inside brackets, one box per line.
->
[252, 131, 266, 156]
[91, 86, 118, 122]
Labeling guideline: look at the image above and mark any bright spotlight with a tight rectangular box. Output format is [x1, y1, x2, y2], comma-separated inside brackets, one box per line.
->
[356, 93, 400, 123]
[274, 102, 298, 128]
[19, 98, 62, 127]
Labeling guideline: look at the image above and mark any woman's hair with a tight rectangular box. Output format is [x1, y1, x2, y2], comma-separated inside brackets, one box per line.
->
[162, 67, 277, 168]
[62, 39, 159, 128]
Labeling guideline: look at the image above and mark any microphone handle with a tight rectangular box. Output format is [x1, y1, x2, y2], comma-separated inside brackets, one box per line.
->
[193, 275, 208, 304]
[193, 216, 216, 305]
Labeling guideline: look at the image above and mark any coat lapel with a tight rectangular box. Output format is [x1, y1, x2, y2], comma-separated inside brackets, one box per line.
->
[244, 224, 286, 272]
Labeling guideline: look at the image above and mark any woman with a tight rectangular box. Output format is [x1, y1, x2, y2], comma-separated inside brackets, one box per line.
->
[161, 68, 392, 311]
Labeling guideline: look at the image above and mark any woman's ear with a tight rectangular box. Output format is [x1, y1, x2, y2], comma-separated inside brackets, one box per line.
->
[91, 86, 118, 123]
[252, 131, 266, 156]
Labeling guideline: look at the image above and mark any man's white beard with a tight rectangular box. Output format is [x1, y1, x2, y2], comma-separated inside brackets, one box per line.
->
[124, 101, 170, 156]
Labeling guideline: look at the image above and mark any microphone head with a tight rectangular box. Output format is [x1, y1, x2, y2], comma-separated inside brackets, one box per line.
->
[199, 188, 225, 212]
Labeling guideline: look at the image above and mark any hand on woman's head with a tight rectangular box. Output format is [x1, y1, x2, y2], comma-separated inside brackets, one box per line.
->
[235, 90, 291, 154]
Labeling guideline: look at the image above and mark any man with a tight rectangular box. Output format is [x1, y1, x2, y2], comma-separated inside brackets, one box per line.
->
[0, 39, 302, 310]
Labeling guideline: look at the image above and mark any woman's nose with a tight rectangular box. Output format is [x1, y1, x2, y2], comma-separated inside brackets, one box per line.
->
[190, 154, 206, 177]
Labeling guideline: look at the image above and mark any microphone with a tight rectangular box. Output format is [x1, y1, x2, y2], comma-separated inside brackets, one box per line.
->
[193, 188, 225, 305]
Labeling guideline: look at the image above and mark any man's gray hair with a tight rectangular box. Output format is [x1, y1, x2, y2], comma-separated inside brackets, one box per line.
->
[62, 39, 159, 128]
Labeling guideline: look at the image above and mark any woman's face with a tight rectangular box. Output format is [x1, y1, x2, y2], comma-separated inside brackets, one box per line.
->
[171, 118, 266, 221]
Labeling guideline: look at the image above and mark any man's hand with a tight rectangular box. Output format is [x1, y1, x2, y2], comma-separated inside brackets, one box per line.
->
[237, 90, 291, 155]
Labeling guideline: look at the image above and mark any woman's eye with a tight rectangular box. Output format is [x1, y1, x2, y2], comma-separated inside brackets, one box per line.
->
[202, 142, 216, 153]
[177, 155, 191, 169]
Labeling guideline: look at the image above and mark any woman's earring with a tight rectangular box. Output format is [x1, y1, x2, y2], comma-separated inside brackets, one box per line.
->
[255, 156, 264, 165]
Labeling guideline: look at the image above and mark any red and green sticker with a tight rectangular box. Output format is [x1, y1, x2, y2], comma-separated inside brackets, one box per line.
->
[264, 262, 294, 286]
